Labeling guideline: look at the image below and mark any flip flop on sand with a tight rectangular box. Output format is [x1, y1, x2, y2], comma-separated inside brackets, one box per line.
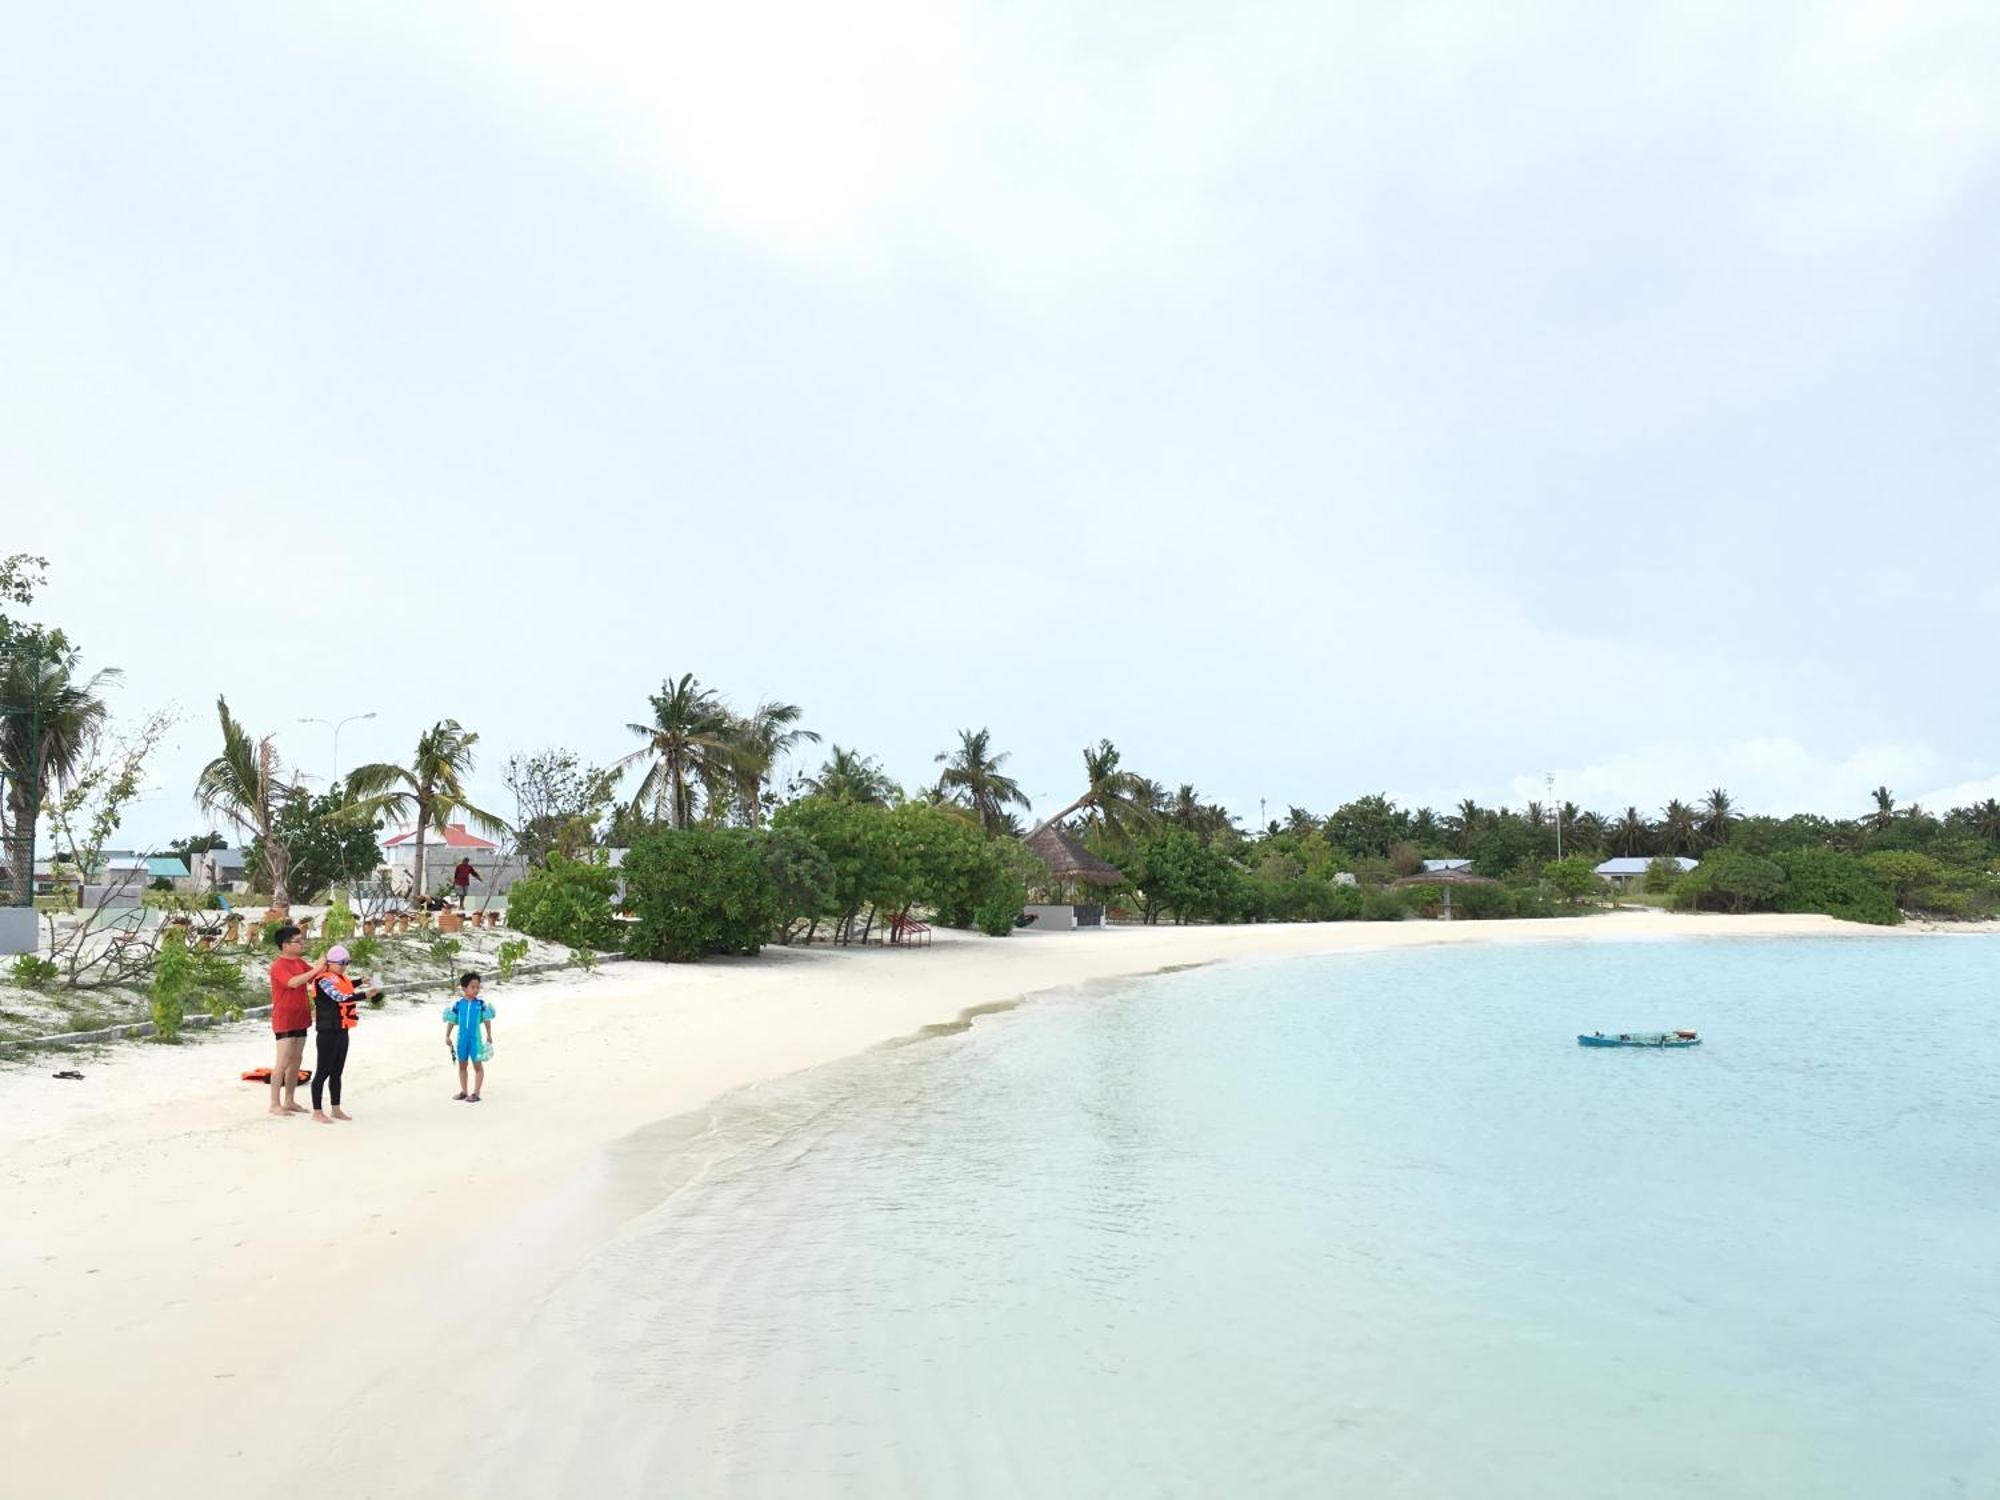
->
[52, 1070, 84, 1081]
[452, 1092, 468, 1101]
[467, 1094, 482, 1103]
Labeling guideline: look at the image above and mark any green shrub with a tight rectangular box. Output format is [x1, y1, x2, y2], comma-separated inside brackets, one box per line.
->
[10, 952, 60, 989]
[150, 928, 246, 1040]
[1542, 856, 1602, 904]
[506, 853, 621, 950]
[1361, 886, 1410, 921]
[321, 890, 357, 943]
[1642, 856, 1684, 894]
[622, 827, 781, 961]
[496, 937, 531, 982]
[1771, 849, 1899, 926]
[1449, 881, 1513, 919]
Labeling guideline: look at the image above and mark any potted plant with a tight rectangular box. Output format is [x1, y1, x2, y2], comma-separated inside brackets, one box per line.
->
[438, 908, 463, 934]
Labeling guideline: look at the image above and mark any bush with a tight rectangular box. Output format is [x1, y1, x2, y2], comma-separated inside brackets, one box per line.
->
[1542, 856, 1602, 904]
[1361, 886, 1411, 921]
[757, 825, 836, 941]
[496, 937, 531, 982]
[1674, 849, 1786, 914]
[321, 890, 357, 943]
[506, 853, 621, 950]
[151, 928, 246, 1041]
[10, 952, 60, 989]
[1642, 856, 1684, 895]
[622, 828, 781, 961]
[1771, 848, 1900, 926]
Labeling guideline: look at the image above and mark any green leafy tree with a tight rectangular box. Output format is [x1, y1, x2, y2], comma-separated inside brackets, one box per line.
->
[505, 748, 621, 867]
[1131, 828, 1242, 924]
[1700, 788, 1736, 846]
[247, 786, 383, 902]
[1674, 849, 1786, 914]
[1542, 855, 1602, 905]
[1867, 785, 1896, 833]
[1325, 794, 1408, 859]
[934, 727, 1030, 837]
[1658, 799, 1700, 856]
[505, 853, 622, 950]
[2, 638, 118, 905]
[622, 827, 781, 961]
[346, 720, 505, 904]
[194, 696, 296, 904]
[756, 824, 837, 942]
[1861, 850, 1945, 909]
[1771, 848, 1898, 925]
[1643, 855, 1685, 894]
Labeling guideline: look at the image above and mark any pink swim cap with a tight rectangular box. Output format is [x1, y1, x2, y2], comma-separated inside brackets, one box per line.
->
[325, 945, 351, 964]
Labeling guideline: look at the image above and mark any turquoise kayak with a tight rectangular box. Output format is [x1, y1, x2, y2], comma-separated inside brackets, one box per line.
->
[1578, 1031, 1701, 1048]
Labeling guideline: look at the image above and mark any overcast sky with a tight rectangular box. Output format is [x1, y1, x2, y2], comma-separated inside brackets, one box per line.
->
[6, 1, 1996, 846]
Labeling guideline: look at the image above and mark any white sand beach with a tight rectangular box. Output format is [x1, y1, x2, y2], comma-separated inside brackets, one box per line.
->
[0, 913, 1954, 1497]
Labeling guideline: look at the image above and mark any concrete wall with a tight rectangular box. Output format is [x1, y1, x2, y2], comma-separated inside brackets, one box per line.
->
[1021, 903, 1076, 930]
[0, 905, 40, 956]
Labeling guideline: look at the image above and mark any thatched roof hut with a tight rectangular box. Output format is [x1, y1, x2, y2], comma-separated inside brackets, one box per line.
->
[1391, 865, 1498, 920]
[1025, 823, 1127, 890]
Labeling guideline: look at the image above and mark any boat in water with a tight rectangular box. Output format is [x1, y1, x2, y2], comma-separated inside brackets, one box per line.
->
[1578, 1030, 1701, 1048]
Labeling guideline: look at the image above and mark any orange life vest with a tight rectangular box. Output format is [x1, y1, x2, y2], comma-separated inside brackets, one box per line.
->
[320, 971, 361, 1030]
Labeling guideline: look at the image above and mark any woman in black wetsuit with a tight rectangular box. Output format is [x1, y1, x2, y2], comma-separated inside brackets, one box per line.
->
[310, 945, 381, 1125]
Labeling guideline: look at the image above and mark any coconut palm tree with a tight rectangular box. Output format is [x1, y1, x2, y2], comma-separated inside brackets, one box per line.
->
[1868, 785, 1896, 832]
[193, 695, 297, 904]
[1410, 807, 1441, 846]
[1036, 740, 1155, 844]
[802, 745, 896, 805]
[619, 674, 736, 830]
[1284, 806, 1320, 839]
[1659, 799, 1700, 856]
[1, 640, 118, 903]
[1449, 799, 1484, 855]
[729, 700, 818, 828]
[346, 721, 505, 903]
[1700, 788, 1735, 846]
[933, 728, 1029, 837]
[1612, 805, 1651, 857]
[1570, 809, 1608, 854]
[1969, 798, 2000, 845]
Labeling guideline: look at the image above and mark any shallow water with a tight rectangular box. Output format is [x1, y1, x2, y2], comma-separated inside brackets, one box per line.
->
[488, 936, 2000, 1497]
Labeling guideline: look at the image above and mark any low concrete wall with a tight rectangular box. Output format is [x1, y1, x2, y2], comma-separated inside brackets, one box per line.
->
[1022, 903, 1076, 931]
[0, 905, 40, 956]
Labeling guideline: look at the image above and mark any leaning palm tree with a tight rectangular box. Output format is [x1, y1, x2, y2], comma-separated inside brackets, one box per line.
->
[729, 700, 819, 828]
[933, 728, 1029, 837]
[801, 744, 896, 805]
[1035, 739, 1155, 844]
[619, 674, 736, 830]
[1, 641, 118, 902]
[193, 695, 295, 904]
[346, 721, 505, 903]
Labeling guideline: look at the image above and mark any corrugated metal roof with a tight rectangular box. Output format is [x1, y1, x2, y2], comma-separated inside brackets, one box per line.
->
[1421, 858, 1472, 872]
[1594, 856, 1698, 875]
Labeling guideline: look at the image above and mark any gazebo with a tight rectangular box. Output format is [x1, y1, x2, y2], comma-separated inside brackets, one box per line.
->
[1391, 865, 1498, 921]
[1023, 822, 1127, 929]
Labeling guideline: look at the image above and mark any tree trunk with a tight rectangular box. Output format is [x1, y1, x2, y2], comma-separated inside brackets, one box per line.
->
[412, 811, 430, 906]
[1031, 793, 1093, 836]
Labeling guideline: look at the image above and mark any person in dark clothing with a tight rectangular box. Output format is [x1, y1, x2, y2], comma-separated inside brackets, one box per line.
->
[310, 945, 381, 1124]
[451, 858, 480, 908]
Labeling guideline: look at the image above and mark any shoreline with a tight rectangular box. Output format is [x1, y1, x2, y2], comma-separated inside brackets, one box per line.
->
[1, 912, 1984, 1496]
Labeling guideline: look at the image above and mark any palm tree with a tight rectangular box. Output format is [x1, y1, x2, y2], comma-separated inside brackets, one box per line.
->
[1570, 809, 1608, 853]
[619, 674, 735, 829]
[1449, 799, 1483, 855]
[1036, 740, 1155, 843]
[802, 745, 895, 805]
[1970, 798, 2000, 845]
[346, 721, 505, 902]
[933, 728, 1029, 837]
[1284, 806, 1320, 839]
[1868, 785, 1896, 832]
[1700, 787, 1735, 846]
[1172, 784, 1203, 830]
[730, 700, 818, 828]
[1612, 805, 1651, 857]
[1, 640, 118, 902]
[1659, 799, 1699, 856]
[193, 696, 296, 903]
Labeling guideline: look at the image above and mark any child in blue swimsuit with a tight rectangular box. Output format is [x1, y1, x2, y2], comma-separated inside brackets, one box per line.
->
[444, 971, 495, 1102]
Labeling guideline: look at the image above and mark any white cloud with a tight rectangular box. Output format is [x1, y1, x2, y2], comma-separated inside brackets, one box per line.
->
[1915, 774, 2000, 811]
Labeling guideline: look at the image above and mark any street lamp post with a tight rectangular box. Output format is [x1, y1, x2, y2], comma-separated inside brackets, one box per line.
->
[299, 711, 376, 790]
[1547, 771, 1562, 860]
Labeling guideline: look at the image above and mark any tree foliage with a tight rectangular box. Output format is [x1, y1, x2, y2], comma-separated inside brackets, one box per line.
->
[505, 852, 622, 950]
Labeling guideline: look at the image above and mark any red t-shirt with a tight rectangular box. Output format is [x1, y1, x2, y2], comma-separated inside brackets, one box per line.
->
[269, 956, 312, 1033]
[453, 863, 474, 886]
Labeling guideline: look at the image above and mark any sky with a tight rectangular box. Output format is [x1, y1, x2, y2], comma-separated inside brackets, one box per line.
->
[4, 0, 1997, 847]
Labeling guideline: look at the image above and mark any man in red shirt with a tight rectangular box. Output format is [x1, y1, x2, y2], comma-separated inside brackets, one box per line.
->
[266, 924, 324, 1117]
[451, 857, 480, 909]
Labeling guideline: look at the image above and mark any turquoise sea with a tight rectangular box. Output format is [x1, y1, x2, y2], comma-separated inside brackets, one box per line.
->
[504, 936, 1999, 1497]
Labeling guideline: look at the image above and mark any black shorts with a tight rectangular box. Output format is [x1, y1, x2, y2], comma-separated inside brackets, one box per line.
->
[275, 1028, 308, 1040]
